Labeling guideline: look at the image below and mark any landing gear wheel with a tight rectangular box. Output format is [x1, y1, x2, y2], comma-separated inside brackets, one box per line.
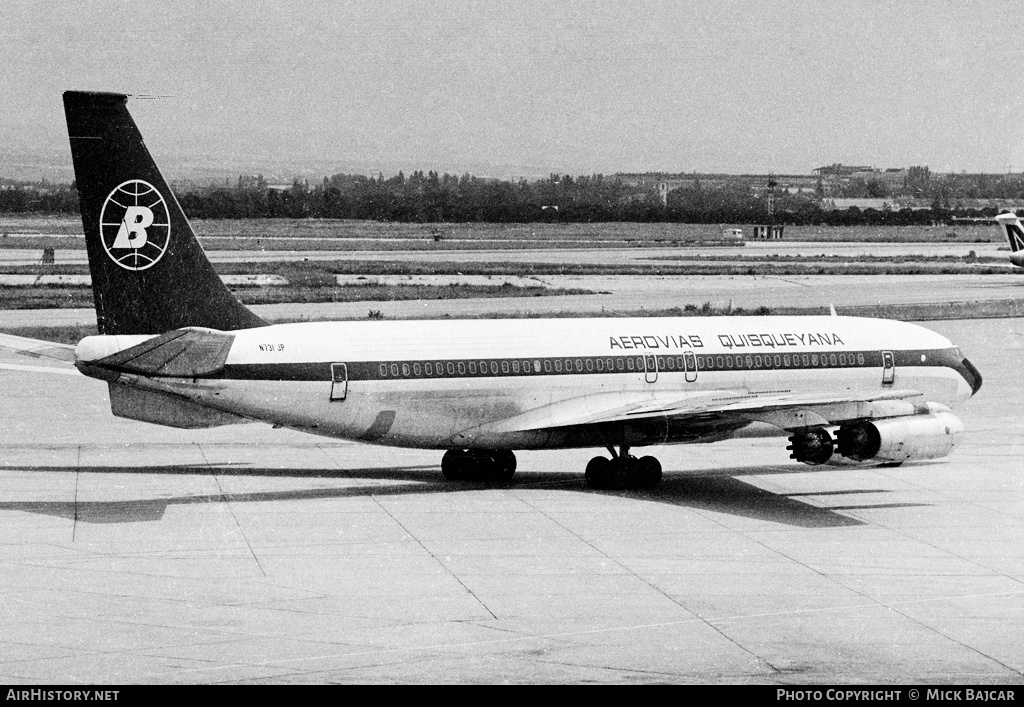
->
[607, 455, 633, 489]
[441, 449, 469, 481]
[441, 449, 517, 482]
[636, 456, 662, 489]
[585, 453, 663, 490]
[489, 450, 517, 481]
[585, 456, 610, 489]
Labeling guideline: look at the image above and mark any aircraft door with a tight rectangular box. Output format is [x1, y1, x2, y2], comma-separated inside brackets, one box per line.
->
[683, 351, 697, 383]
[330, 363, 348, 401]
[643, 354, 658, 384]
[881, 351, 895, 387]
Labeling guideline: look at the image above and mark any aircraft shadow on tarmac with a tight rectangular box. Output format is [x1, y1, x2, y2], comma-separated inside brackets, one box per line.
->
[0, 461, 937, 528]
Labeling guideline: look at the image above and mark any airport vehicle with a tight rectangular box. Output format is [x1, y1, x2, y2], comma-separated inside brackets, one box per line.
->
[994, 212, 1024, 267]
[0, 92, 983, 489]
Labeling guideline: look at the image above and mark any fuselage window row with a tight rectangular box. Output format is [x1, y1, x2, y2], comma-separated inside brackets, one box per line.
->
[370, 352, 881, 380]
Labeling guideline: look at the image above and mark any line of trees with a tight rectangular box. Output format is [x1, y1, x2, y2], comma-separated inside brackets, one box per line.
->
[1, 171, 1021, 225]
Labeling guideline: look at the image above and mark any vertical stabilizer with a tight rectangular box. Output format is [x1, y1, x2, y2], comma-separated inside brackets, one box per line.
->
[994, 212, 1024, 267]
[63, 91, 265, 334]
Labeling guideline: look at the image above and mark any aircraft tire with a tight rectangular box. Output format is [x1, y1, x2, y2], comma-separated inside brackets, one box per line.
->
[636, 456, 662, 489]
[441, 449, 469, 481]
[607, 456, 634, 489]
[490, 450, 517, 481]
[585, 456, 610, 489]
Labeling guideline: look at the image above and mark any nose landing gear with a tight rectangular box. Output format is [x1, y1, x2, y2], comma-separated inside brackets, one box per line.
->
[585, 446, 662, 490]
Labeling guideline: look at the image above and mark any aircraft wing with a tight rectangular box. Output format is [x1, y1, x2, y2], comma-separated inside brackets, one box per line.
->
[461, 387, 928, 437]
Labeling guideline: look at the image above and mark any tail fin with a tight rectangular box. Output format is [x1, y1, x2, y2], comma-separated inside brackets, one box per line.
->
[994, 212, 1024, 267]
[63, 91, 265, 334]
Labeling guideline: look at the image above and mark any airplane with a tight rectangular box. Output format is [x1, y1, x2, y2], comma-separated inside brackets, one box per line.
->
[994, 212, 1024, 267]
[0, 91, 983, 490]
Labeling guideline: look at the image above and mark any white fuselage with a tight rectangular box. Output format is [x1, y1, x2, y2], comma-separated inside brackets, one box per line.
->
[76, 315, 976, 452]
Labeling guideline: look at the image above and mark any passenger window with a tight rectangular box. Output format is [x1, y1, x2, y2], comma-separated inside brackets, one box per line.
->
[457, 362, 465, 374]
[469, 362, 477, 374]
[379, 364, 388, 377]
[616, 358, 624, 370]
[829, 354, 837, 366]
[745, 355, 753, 368]
[447, 362, 455, 375]
[402, 364, 410, 376]
[839, 354, 846, 366]
[543, 360, 552, 373]
[501, 361, 509, 374]
[533, 359, 541, 373]
[802, 355, 810, 366]
[626, 358, 635, 371]
[490, 361, 498, 374]
[754, 356, 762, 368]
[512, 360, 520, 373]
[554, 360, 562, 372]
[783, 355, 790, 366]
[857, 354, 865, 365]
[657, 356, 666, 369]
[716, 356, 724, 368]
[596, 359, 604, 372]
[586, 358, 594, 372]
[413, 363, 421, 376]
[391, 363, 399, 377]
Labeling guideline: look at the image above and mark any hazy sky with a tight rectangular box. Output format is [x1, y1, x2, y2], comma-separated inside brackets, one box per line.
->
[3, 0, 1024, 178]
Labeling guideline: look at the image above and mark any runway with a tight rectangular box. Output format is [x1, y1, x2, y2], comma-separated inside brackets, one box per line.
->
[0, 318, 1021, 683]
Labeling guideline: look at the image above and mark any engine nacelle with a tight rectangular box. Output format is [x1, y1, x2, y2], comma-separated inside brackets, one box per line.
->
[787, 427, 836, 465]
[835, 411, 964, 463]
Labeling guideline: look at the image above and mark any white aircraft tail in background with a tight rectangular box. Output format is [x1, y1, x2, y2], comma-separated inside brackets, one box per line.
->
[994, 212, 1024, 267]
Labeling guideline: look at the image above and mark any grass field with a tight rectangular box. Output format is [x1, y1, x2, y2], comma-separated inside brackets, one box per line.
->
[0, 215, 1001, 248]
[1, 255, 1018, 280]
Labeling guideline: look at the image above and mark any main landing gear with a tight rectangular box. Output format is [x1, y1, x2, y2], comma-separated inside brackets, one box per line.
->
[442, 449, 517, 482]
[585, 446, 662, 490]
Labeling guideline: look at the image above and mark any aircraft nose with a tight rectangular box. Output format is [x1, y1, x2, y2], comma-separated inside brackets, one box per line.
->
[961, 357, 982, 396]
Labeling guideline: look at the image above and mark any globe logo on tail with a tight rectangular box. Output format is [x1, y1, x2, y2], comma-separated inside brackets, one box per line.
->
[99, 180, 170, 270]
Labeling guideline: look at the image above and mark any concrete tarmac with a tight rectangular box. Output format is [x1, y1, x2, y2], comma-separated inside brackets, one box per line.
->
[0, 318, 1021, 683]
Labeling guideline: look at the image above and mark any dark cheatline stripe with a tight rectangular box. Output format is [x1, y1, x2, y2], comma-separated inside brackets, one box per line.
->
[213, 348, 962, 383]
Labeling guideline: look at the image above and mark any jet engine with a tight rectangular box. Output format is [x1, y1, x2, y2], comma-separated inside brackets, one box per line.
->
[788, 409, 964, 466]
[834, 411, 964, 463]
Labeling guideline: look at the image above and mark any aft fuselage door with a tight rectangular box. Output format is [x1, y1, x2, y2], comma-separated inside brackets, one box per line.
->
[330, 363, 348, 401]
[683, 351, 697, 383]
[644, 354, 658, 384]
[881, 351, 895, 387]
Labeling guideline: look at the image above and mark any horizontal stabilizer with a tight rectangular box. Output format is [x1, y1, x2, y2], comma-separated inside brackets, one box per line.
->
[0, 332, 77, 363]
[91, 328, 234, 377]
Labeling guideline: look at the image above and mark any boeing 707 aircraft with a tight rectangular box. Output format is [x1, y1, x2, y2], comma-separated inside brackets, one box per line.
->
[0, 92, 983, 490]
